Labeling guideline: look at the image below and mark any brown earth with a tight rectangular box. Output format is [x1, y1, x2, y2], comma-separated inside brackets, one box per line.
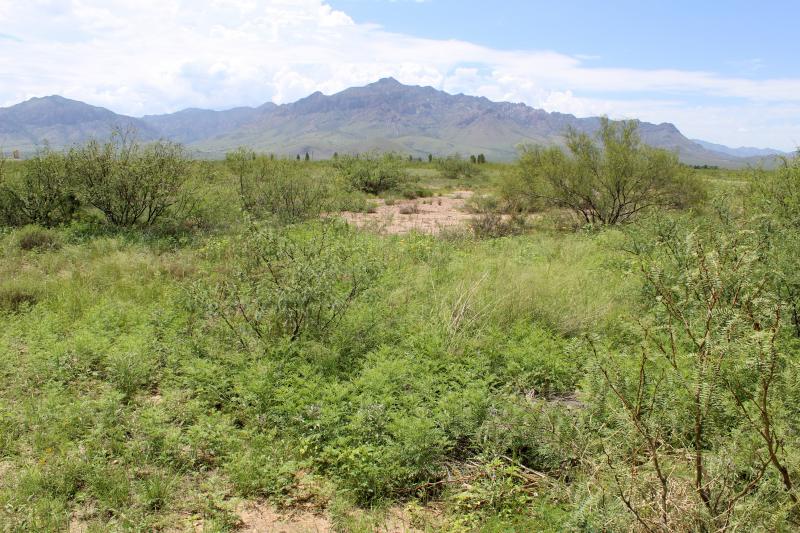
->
[236, 503, 331, 533]
[235, 502, 425, 533]
[341, 191, 474, 235]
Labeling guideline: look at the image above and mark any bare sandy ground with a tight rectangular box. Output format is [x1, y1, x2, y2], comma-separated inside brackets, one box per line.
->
[236, 502, 424, 532]
[236, 503, 331, 533]
[341, 191, 474, 235]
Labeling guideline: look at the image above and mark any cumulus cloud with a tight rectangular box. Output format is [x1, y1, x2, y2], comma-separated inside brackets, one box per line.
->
[0, 0, 798, 149]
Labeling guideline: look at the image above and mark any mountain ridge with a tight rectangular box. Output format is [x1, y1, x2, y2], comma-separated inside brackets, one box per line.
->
[0, 79, 784, 167]
[690, 138, 790, 158]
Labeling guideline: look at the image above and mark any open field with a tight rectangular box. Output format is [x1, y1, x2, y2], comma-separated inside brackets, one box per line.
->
[1, 136, 799, 532]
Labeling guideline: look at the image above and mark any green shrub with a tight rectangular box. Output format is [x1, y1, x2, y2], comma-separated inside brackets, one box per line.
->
[70, 133, 194, 226]
[445, 458, 535, 529]
[749, 156, 800, 336]
[200, 220, 382, 342]
[516, 118, 705, 225]
[496, 324, 581, 396]
[749, 154, 800, 227]
[0, 149, 78, 227]
[496, 167, 548, 214]
[592, 224, 800, 531]
[225, 435, 298, 501]
[334, 152, 407, 195]
[436, 155, 482, 180]
[329, 190, 373, 213]
[397, 183, 433, 200]
[226, 148, 330, 224]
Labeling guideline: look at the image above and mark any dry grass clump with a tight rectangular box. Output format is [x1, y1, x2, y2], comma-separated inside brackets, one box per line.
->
[0, 281, 40, 312]
[398, 204, 421, 215]
[15, 225, 62, 252]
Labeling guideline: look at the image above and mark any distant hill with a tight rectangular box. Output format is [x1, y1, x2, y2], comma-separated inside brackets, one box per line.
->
[691, 139, 790, 158]
[0, 79, 786, 167]
[0, 95, 157, 152]
[141, 103, 276, 144]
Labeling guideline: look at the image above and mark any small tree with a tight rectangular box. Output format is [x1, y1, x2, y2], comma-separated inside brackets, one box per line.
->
[305, 152, 310, 161]
[517, 118, 704, 224]
[428, 154, 433, 163]
[477, 153, 486, 164]
[70, 133, 193, 226]
[470, 154, 477, 164]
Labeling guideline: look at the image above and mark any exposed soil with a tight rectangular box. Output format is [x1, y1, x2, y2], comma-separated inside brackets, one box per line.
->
[341, 191, 474, 235]
[237, 502, 331, 533]
[235, 502, 425, 532]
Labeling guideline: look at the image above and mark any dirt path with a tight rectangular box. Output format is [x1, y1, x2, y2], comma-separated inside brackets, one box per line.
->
[341, 191, 474, 235]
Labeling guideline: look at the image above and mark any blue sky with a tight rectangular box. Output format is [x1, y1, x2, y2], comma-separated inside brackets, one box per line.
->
[332, 1, 797, 78]
[0, 0, 798, 149]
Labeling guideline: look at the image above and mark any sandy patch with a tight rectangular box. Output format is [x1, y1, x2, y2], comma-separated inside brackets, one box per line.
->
[341, 191, 474, 235]
[236, 502, 331, 533]
[235, 503, 426, 533]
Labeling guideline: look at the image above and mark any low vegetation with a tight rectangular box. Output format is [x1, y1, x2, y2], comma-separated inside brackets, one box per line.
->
[333, 152, 408, 195]
[226, 148, 332, 224]
[436, 154, 483, 181]
[1, 128, 799, 531]
[509, 118, 705, 224]
[0, 148, 78, 227]
[1, 132, 194, 228]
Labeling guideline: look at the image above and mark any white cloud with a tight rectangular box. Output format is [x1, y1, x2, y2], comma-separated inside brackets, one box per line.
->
[0, 0, 798, 149]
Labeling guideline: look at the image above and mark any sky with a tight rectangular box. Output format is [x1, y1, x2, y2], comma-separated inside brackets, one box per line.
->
[0, 0, 798, 150]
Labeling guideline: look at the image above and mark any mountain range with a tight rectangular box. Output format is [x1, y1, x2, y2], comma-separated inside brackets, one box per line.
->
[0, 78, 788, 167]
[690, 139, 790, 159]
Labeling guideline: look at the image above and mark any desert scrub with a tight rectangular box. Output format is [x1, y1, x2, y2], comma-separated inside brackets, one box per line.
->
[398, 203, 420, 215]
[0, 279, 40, 312]
[436, 154, 483, 180]
[70, 133, 195, 227]
[226, 148, 332, 224]
[334, 152, 408, 195]
[470, 212, 527, 238]
[0, 148, 78, 227]
[195, 219, 383, 344]
[514, 119, 706, 225]
[3, 155, 794, 531]
[12, 224, 62, 251]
